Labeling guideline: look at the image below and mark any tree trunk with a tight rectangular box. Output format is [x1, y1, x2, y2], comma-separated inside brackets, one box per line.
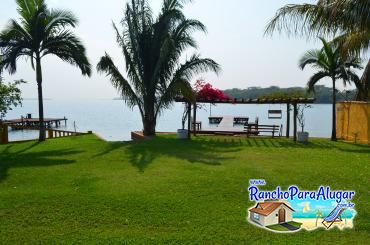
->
[331, 78, 337, 141]
[36, 56, 46, 142]
[356, 58, 370, 101]
[142, 98, 156, 136]
[143, 117, 156, 136]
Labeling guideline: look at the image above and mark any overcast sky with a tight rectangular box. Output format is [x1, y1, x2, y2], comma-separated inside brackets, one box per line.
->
[1, 0, 352, 99]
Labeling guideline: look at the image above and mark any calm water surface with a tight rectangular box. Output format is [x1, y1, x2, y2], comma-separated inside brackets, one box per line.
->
[6, 99, 332, 141]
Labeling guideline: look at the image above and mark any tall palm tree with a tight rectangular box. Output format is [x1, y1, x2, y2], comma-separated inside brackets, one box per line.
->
[265, 0, 370, 101]
[0, 0, 91, 141]
[97, 0, 220, 136]
[299, 38, 361, 141]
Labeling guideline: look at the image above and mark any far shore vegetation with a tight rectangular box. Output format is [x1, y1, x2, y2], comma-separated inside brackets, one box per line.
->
[117, 84, 359, 104]
[223, 85, 357, 104]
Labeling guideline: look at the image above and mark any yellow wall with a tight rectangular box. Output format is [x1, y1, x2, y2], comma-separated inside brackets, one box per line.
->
[337, 102, 370, 145]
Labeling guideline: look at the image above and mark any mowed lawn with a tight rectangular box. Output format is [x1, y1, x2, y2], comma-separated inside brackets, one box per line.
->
[0, 135, 369, 244]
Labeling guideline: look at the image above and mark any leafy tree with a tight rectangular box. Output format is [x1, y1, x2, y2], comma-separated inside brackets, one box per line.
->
[97, 0, 220, 136]
[265, 0, 370, 101]
[258, 90, 308, 100]
[299, 38, 361, 141]
[0, 76, 24, 121]
[0, 0, 91, 141]
[194, 80, 230, 101]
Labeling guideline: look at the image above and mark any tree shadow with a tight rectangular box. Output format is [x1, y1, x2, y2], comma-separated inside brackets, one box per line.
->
[94, 136, 242, 172]
[94, 135, 369, 172]
[242, 137, 370, 153]
[0, 142, 83, 183]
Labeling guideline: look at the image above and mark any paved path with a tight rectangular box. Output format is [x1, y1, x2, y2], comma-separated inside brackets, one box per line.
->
[280, 222, 300, 231]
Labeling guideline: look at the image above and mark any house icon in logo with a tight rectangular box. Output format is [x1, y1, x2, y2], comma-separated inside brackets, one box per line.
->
[248, 201, 295, 227]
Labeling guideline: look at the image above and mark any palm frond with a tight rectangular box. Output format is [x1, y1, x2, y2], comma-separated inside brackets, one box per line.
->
[299, 49, 327, 70]
[265, 3, 335, 37]
[16, 0, 46, 24]
[172, 54, 220, 81]
[97, 53, 143, 112]
[0, 19, 34, 74]
[265, 0, 370, 54]
[41, 31, 91, 76]
[44, 9, 78, 36]
[162, 0, 191, 12]
[334, 30, 370, 54]
[155, 76, 193, 117]
[0, 40, 32, 74]
[154, 54, 220, 115]
[112, 22, 144, 93]
[307, 71, 330, 92]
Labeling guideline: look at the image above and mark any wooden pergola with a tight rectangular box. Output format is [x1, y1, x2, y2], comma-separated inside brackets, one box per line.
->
[175, 97, 315, 142]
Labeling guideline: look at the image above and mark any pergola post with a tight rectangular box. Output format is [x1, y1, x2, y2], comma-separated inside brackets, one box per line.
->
[193, 103, 197, 136]
[187, 102, 192, 139]
[286, 103, 291, 138]
[293, 103, 298, 142]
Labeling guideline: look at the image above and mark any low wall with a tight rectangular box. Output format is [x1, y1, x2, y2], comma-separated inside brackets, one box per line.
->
[337, 102, 370, 144]
[131, 131, 151, 141]
[131, 131, 175, 141]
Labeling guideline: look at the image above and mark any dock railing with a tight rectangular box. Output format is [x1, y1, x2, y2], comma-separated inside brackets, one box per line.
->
[47, 128, 91, 139]
[0, 124, 92, 144]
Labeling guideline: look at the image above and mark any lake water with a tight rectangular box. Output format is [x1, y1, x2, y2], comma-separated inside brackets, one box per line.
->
[6, 99, 332, 141]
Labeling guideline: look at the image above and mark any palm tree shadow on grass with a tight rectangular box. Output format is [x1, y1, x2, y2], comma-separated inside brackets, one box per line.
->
[243, 137, 370, 153]
[0, 143, 83, 183]
[95, 137, 243, 172]
[94, 136, 370, 172]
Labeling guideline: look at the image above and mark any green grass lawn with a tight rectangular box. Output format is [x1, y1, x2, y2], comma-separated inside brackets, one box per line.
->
[0, 135, 369, 244]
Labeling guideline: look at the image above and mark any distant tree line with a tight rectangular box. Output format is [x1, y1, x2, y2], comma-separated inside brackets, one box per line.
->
[223, 85, 356, 104]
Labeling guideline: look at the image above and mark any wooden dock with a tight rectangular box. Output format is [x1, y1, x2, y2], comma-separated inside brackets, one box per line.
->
[4, 117, 67, 129]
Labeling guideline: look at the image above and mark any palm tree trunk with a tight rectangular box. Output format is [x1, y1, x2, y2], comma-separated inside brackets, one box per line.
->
[356, 58, 370, 101]
[331, 77, 337, 141]
[143, 118, 156, 136]
[36, 56, 46, 142]
[142, 99, 156, 137]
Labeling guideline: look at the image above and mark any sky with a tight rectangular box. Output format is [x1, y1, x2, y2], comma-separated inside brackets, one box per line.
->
[0, 0, 355, 99]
